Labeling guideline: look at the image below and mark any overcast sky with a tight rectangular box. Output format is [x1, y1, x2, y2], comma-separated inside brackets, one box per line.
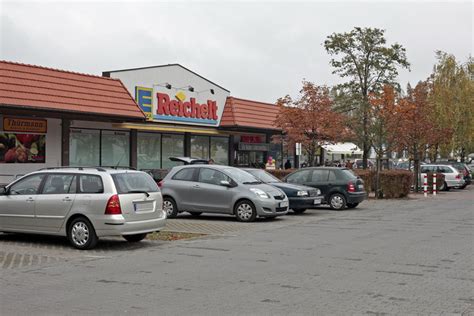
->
[1, 0, 472, 103]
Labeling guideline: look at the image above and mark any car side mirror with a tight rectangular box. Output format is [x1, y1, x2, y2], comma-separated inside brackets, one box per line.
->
[220, 180, 235, 188]
[0, 187, 9, 195]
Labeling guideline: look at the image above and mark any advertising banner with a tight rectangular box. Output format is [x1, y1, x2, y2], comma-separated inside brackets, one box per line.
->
[0, 133, 46, 163]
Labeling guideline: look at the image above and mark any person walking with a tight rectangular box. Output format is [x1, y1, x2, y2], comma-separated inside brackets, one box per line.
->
[284, 159, 292, 169]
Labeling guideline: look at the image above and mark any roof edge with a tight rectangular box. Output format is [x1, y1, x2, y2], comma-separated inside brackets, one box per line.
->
[1, 60, 121, 82]
[102, 63, 230, 93]
[228, 96, 277, 107]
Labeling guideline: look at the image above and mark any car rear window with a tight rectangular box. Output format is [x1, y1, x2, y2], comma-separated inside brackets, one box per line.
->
[112, 172, 159, 194]
[340, 169, 358, 179]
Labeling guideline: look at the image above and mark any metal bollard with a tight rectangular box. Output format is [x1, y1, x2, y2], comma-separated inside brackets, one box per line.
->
[433, 173, 437, 196]
[424, 174, 428, 197]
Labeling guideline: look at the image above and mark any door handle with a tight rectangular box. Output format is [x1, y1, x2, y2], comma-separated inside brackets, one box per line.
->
[26, 197, 34, 202]
[193, 184, 200, 189]
[62, 197, 72, 202]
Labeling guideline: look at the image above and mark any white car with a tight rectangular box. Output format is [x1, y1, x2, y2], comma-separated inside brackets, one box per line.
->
[0, 167, 166, 249]
[420, 164, 466, 191]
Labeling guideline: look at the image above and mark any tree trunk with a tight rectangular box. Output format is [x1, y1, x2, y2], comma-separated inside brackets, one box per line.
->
[413, 147, 420, 193]
[375, 154, 383, 199]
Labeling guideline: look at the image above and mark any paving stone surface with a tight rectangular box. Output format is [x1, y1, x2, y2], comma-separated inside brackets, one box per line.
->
[0, 186, 473, 315]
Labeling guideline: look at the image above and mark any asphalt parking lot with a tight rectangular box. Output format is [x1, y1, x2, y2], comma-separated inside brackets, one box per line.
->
[1, 186, 473, 315]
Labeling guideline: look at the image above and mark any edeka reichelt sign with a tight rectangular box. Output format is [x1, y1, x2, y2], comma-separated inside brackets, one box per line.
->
[135, 86, 219, 126]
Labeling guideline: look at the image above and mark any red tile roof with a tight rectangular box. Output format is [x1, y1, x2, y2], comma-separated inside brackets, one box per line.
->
[221, 97, 281, 130]
[0, 60, 145, 119]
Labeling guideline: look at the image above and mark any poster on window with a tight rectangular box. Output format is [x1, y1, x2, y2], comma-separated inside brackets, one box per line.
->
[0, 133, 46, 163]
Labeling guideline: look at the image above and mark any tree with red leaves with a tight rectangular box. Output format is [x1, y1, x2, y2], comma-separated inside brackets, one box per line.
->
[275, 81, 350, 167]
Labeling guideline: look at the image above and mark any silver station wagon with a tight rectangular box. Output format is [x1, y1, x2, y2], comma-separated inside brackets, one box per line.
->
[160, 165, 289, 222]
[0, 167, 166, 249]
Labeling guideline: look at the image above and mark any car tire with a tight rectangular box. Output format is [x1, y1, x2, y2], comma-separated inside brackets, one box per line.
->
[329, 193, 346, 210]
[234, 200, 257, 222]
[189, 212, 202, 216]
[123, 233, 147, 243]
[346, 203, 359, 209]
[438, 181, 446, 191]
[67, 217, 98, 250]
[443, 182, 450, 191]
[163, 197, 178, 218]
[293, 209, 307, 214]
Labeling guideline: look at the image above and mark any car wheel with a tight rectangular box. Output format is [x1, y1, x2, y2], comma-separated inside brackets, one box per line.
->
[443, 182, 450, 191]
[67, 217, 98, 250]
[293, 209, 306, 214]
[235, 200, 257, 222]
[329, 193, 346, 210]
[346, 203, 359, 209]
[123, 233, 147, 242]
[189, 212, 202, 216]
[163, 197, 178, 218]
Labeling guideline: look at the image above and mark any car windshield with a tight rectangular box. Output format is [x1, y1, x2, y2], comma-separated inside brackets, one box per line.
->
[112, 172, 159, 194]
[246, 169, 281, 183]
[223, 168, 262, 184]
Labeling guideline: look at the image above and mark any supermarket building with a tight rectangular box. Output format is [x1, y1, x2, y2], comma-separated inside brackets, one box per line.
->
[0, 61, 283, 184]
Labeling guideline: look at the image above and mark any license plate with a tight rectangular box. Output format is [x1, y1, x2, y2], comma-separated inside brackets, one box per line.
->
[358, 184, 364, 189]
[134, 201, 154, 213]
[279, 201, 289, 208]
[313, 198, 321, 205]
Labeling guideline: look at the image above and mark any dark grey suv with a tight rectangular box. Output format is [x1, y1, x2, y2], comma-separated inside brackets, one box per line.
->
[283, 167, 366, 210]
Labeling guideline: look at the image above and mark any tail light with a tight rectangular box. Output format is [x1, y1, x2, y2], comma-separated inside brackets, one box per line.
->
[455, 174, 461, 180]
[347, 182, 356, 192]
[158, 180, 163, 188]
[105, 194, 122, 215]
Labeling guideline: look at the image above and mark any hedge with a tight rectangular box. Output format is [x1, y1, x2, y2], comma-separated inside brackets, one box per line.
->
[354, 169, 413, 198]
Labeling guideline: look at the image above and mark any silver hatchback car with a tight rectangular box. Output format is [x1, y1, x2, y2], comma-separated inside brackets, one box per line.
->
[0, 167, 166, 249]
[160, 165, 289, 222]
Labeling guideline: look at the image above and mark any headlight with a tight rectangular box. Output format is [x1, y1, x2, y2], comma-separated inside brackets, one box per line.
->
[296, 190, 309, 196]
[250, 188, 270, 199]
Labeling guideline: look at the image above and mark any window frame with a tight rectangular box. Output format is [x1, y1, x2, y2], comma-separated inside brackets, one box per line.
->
[197, 167, 231, 186]
[77, 174, 104, 194]
[8, 173, 47, 195]
[171, 168, 198, 182]
[41, 173, 77, 195]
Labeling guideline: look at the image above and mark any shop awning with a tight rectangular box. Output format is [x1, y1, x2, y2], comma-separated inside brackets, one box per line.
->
[322, 142, 363, 155]
[113, 122, 228, 135]
[0, 60, 146, 120]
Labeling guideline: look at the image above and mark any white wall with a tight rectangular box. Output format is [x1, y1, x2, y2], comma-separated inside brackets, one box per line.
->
[0, 116, 62, 184]
[107, 65, 230, 127]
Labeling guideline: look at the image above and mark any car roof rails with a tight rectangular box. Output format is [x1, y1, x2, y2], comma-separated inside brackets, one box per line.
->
[39, 166, 107, 172]
[99, 166, 137, 170]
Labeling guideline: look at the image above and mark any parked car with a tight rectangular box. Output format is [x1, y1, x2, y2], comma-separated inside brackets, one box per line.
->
[0, 167, 166, 249]
[242, 168, 323, 214]
[283, 167, 366, 210]
[432, 161, 472, 186]
[420, 164, 466, 190]
[159, 165, 289, 221]
[352, 159, 375, 169]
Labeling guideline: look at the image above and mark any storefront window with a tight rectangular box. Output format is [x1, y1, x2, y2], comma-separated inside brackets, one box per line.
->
[162, 134, 184, 169]
[191, 135, 210, 160]
[101, 131, 130, 167]
[210, 137, 229, 165]
[69, 129, 100, 166]
[137, 132, 161, 170]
